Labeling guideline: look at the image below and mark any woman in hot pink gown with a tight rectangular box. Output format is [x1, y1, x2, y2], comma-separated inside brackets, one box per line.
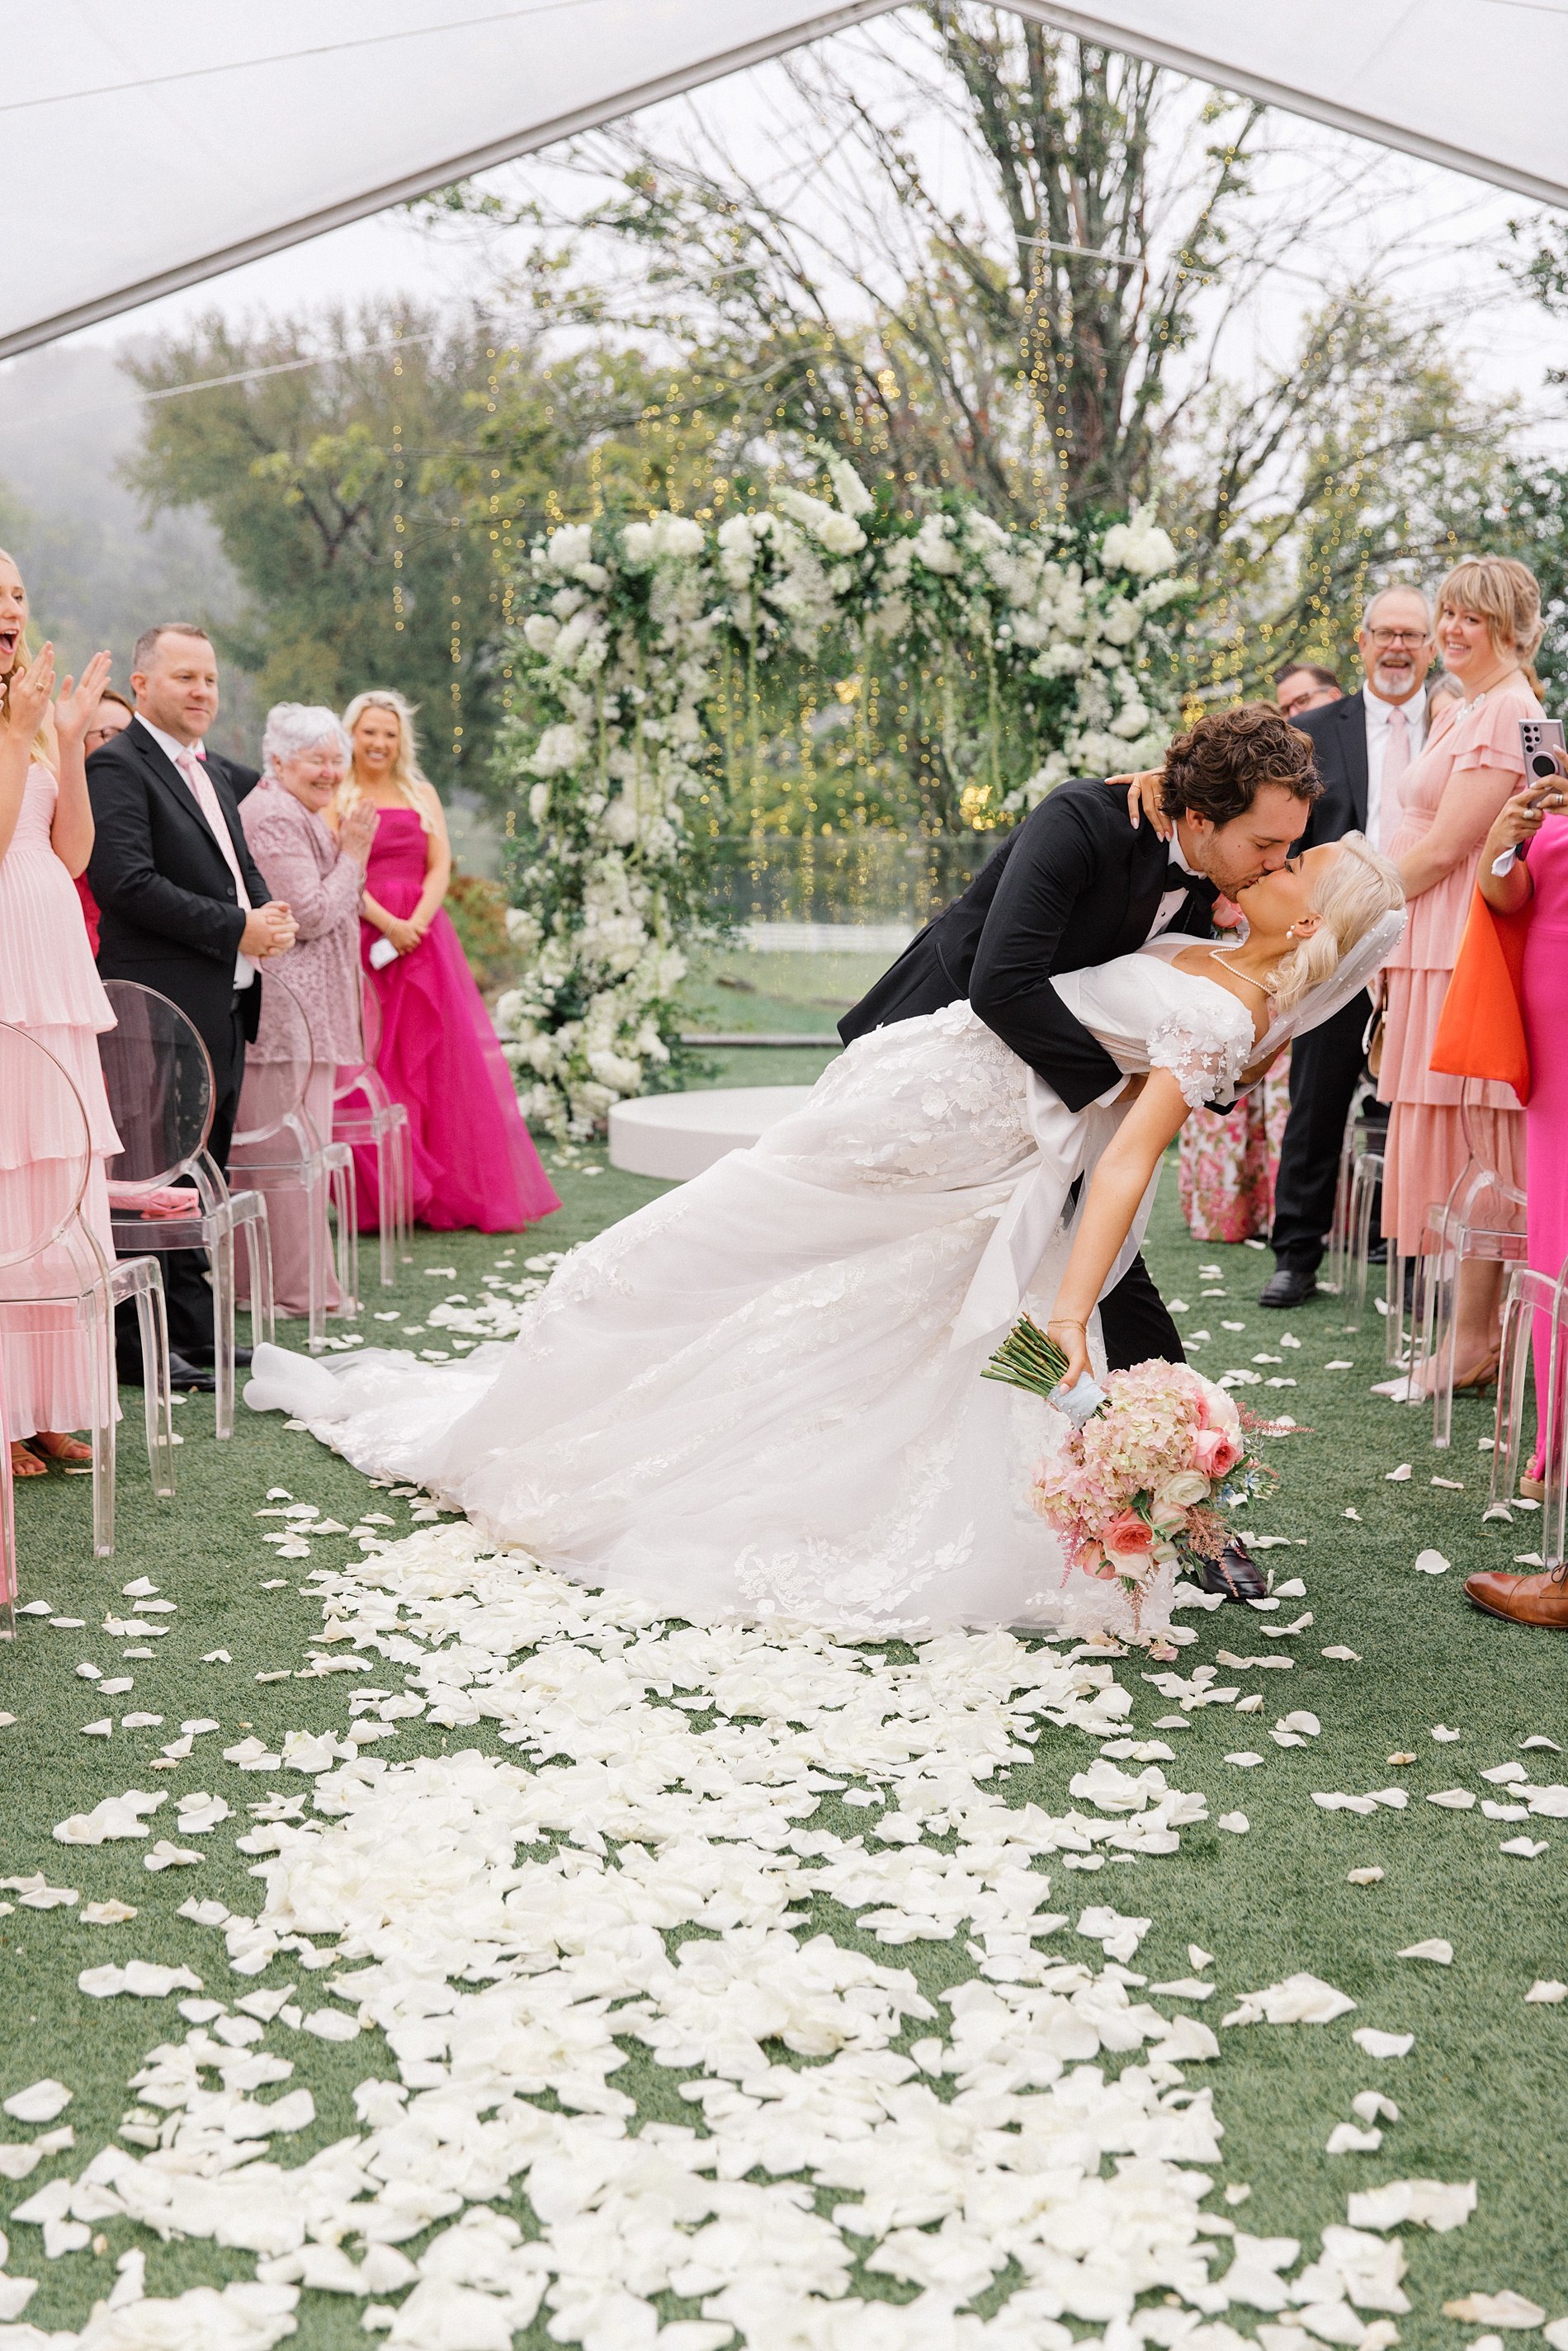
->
[333, 691, 560, 1235]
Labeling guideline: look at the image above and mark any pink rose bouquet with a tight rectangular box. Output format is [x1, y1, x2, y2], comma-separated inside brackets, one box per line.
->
[984, 1315, 1269, 1617]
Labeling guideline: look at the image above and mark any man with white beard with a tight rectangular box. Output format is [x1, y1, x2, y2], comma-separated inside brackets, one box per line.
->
[1261, 584, 1435, 1308]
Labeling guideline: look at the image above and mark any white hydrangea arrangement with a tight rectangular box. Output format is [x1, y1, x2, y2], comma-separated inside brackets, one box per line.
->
[495, 474, 1186, 1136]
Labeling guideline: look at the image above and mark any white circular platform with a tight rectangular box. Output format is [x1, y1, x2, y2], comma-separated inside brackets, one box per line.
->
[609, 1085, 812, 1181]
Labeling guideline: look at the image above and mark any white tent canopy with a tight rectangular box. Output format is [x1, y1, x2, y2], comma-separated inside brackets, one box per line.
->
[9, 0, 1566, 362]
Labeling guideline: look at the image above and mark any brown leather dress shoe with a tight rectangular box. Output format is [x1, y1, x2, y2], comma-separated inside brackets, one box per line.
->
[1465, 1568, 1568, 1627]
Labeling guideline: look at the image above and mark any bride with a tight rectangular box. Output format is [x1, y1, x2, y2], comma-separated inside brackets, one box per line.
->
[249, 829, 1401, 1641]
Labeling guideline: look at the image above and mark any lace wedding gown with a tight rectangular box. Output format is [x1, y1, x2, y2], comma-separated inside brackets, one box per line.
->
[247, 937, 1258, 1639]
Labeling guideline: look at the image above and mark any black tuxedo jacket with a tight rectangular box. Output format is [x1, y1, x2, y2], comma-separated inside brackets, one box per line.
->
[86, 719, 273, 1063]
[1294, 692, 1369, 847]
[838, 777, 1216, 1112]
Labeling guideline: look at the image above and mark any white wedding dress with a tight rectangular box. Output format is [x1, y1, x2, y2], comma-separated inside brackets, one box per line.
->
[247, 935, 1273, 1641]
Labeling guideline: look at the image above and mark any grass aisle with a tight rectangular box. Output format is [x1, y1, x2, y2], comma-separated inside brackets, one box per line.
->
[0, 1145, 1564, 2348]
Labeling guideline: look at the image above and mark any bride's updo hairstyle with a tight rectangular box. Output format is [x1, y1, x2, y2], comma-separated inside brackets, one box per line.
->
[1263, 832, 1404, 1017]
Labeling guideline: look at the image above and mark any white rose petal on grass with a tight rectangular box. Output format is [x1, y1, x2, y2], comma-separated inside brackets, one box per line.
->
[1399, 1939, 1454, 1964]
[144, 1840, 203, 1872]
[1216, 1813, 1249, 1834]
[302, 2009, 361, 2043]
[79, 1720, 111, 1740]
[1354, 2092, 1400, 2124]
[1413, 1551, 1451, 1576]
[1526, 1979, 1568, 2003]
[1431, 1723, 1462, 1741]
[78, 1900, 138, 1925]
[1428, 1789, 1476, 1810]
[1443, 2292, 1547, 2328]
[1352, 2028, 1415, 2060]
[1348, 1867, 1386, 1884]
[1348, 2179, 1476, 2232]
[2, 2081, 71, 2123]
[1523, 1735, 1563, 1752]
[1483, 1762, 1530, 1783]
[1322, 1645, 1362, 1662]
[1223, 1973, 1356, 2027]
[1226, 1753, 1266, 1768]
[1326, 2122, 1382, 2153]
[1386, 1464, 1413, 1482]
[1501, 1837, 1550, 1858]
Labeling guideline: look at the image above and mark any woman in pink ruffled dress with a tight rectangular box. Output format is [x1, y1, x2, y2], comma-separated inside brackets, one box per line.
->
[1379, 556, 1542, 1388]
[0, 550, 120, 1475]
[332, 691, 560, 1235]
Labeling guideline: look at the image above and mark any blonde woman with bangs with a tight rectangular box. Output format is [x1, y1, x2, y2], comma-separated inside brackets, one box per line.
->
[1379, 555, 1543, 1390]
[330, 689, 559, 1236]
[0, 549, 125, 1475]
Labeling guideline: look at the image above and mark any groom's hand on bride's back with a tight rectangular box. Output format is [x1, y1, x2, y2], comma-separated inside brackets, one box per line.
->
[1103, 768, 1170, 838]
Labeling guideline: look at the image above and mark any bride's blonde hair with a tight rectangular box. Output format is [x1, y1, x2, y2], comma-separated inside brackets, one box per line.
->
[1263, 832, 1404, 1016]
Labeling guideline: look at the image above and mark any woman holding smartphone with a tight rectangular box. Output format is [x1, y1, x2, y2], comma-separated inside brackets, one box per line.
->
[1378, 556, 1545, 1390]
[1462, 749, 1568, 1626]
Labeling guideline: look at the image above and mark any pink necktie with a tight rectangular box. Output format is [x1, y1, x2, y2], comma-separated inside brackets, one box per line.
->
[1380, 706, 1410, 849]
[175, 747, 253, 913]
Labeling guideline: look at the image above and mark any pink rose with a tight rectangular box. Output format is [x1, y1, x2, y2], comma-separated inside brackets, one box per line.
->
[1192, 1427, 1241, 1478]
[1103, 1508, 1155, 1557]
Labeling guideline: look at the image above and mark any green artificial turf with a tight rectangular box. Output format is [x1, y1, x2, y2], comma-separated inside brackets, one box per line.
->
[1, 1128, 1565, 2344]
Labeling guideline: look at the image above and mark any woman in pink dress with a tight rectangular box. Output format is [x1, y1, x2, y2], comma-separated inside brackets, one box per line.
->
[332, 691, 560, 1235]
[0, 550, 120, 1475]
[1461, 762, 1568, 1625]
[238, 705, 376, 1316]
[1379, 557, 1542, 1389]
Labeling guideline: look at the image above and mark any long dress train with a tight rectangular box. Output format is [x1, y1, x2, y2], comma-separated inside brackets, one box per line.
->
[250, 939, 1258, 1639]
[349, 806, 560, 1234]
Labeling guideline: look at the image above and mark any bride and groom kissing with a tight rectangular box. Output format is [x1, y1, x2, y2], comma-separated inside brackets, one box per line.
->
[250, 703, 1405, 1647]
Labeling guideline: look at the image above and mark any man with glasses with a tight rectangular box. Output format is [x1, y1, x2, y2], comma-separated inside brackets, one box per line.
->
[1275, 662, 1343, 722]
[1261, 584, 1434, 1308]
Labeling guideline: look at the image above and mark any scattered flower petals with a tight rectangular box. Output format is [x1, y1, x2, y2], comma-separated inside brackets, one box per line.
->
[1431, 1725, 1462, 1741]
[1386, 1464, 1412, 1482]
[1352, 2028, 1414, 2059]
[1216, 1814, 1249, 1834]
[1321, 1646, 1361, 1662]
[1443, 2292, 1546, 2327]
[78, 1900, 138, 1926]
[1413, 1552, 1450, 1575]
[1348, 1868, 1385, 1884]
[1526, 1980, 1568, 2003]
[2, 2081, 71, 2122]
[1500, 1837, 1549, 1858]
[1353, 2092, 1400, 2123]
[1428, 1789, 1476, 1809]
[1398, 1939, 1452, 1964]
[1223, 1974, 1355, 2027]
[1325, 2122, 1381, 2153]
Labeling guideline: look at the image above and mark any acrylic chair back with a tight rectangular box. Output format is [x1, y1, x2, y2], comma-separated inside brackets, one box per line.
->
[97, 979, 215, 1192]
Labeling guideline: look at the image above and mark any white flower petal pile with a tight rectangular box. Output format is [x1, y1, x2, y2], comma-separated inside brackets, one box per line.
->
[2, 1523, 1481, 2346]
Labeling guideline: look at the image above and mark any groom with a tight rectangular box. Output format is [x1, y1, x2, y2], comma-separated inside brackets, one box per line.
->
[843, 705, 1320, 1584]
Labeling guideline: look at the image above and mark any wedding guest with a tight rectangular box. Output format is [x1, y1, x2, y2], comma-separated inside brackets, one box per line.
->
[87, 624, 296, 1389]
[1462, 757, 1568, 1626]
[0, 550, 121, 1475]
[237, 705, 375, 1318]
[333, 689, 560, 1235]
[1379, 558, 1542, 1386]
[1275, 662, 1343, 721]
[1262, 585, 1434, 1306]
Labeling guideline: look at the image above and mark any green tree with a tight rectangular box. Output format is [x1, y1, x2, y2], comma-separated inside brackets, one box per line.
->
[126, 305, 550, 795]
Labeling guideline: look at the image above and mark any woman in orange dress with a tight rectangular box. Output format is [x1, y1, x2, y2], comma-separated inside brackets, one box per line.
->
[1379, 556, 1542, 1386]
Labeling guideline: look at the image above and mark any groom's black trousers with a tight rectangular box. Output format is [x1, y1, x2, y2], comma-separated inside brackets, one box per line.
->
[1098, 1253, 1183, 1373]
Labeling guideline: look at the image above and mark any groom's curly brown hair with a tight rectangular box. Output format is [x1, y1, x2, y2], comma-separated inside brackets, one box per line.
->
[1159, 703, 1322, 827]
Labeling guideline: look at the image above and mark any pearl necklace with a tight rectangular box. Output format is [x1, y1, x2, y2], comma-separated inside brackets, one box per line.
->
[1207, 948, 1273, 998]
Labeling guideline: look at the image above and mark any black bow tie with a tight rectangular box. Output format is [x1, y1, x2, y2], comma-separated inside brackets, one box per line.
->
[1164, 863, 1219, 902]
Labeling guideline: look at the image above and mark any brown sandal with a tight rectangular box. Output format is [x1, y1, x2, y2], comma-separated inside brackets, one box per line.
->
[25, 1433, 94, 1467]
[9, 1442, 48, 1478]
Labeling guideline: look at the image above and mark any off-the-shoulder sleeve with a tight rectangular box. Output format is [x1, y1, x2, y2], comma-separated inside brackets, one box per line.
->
[1449, 686, 1539, 780]
[1146, 993, 1255, 1109]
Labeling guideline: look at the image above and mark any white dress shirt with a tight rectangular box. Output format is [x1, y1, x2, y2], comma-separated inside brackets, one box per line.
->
[139, 719, 256, 989]
[1363, 683, 1428, 850]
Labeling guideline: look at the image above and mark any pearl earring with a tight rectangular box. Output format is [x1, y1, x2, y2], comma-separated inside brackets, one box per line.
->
[1286, 925, 1296, 938]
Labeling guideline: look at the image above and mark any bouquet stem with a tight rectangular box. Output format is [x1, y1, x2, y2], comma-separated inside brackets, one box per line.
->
[982, 1314, 1070, 1403]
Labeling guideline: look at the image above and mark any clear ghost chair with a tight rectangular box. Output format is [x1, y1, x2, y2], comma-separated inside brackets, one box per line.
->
[1488, 1256, 1568, 1552]
[1411, 1084, 1528, 1449]
[228, 970, 357, 1353]
[100, 979, 274, 1441]
[0, 1022, 174, 1559]
[1325, 1082, 1384, 1329]
[333, 972, 412, 1289]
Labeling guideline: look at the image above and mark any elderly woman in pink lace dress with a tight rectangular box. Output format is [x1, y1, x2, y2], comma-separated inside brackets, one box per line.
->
[238, 706, 375, 1317]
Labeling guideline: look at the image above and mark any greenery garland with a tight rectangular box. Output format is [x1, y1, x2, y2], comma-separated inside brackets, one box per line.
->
[492, 459, 1188, 1137]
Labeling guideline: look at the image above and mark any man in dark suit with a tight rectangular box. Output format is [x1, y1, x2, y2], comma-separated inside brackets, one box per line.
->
[1261, 587, 1433, 1307]
[843, 703, 1322, 1373]
[87, 623, 295, 1385]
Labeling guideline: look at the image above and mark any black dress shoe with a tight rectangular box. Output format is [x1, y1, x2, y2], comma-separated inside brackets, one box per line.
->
[165, 1353, 218, 1392]
[1259, 1265, 1316, 1309]
[1197, 1538, 1268, 1601]
[181, 1345, 253, 1369]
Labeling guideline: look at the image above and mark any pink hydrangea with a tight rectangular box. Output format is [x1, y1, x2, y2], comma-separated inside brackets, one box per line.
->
[1030, 1357, 1247, 1591]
